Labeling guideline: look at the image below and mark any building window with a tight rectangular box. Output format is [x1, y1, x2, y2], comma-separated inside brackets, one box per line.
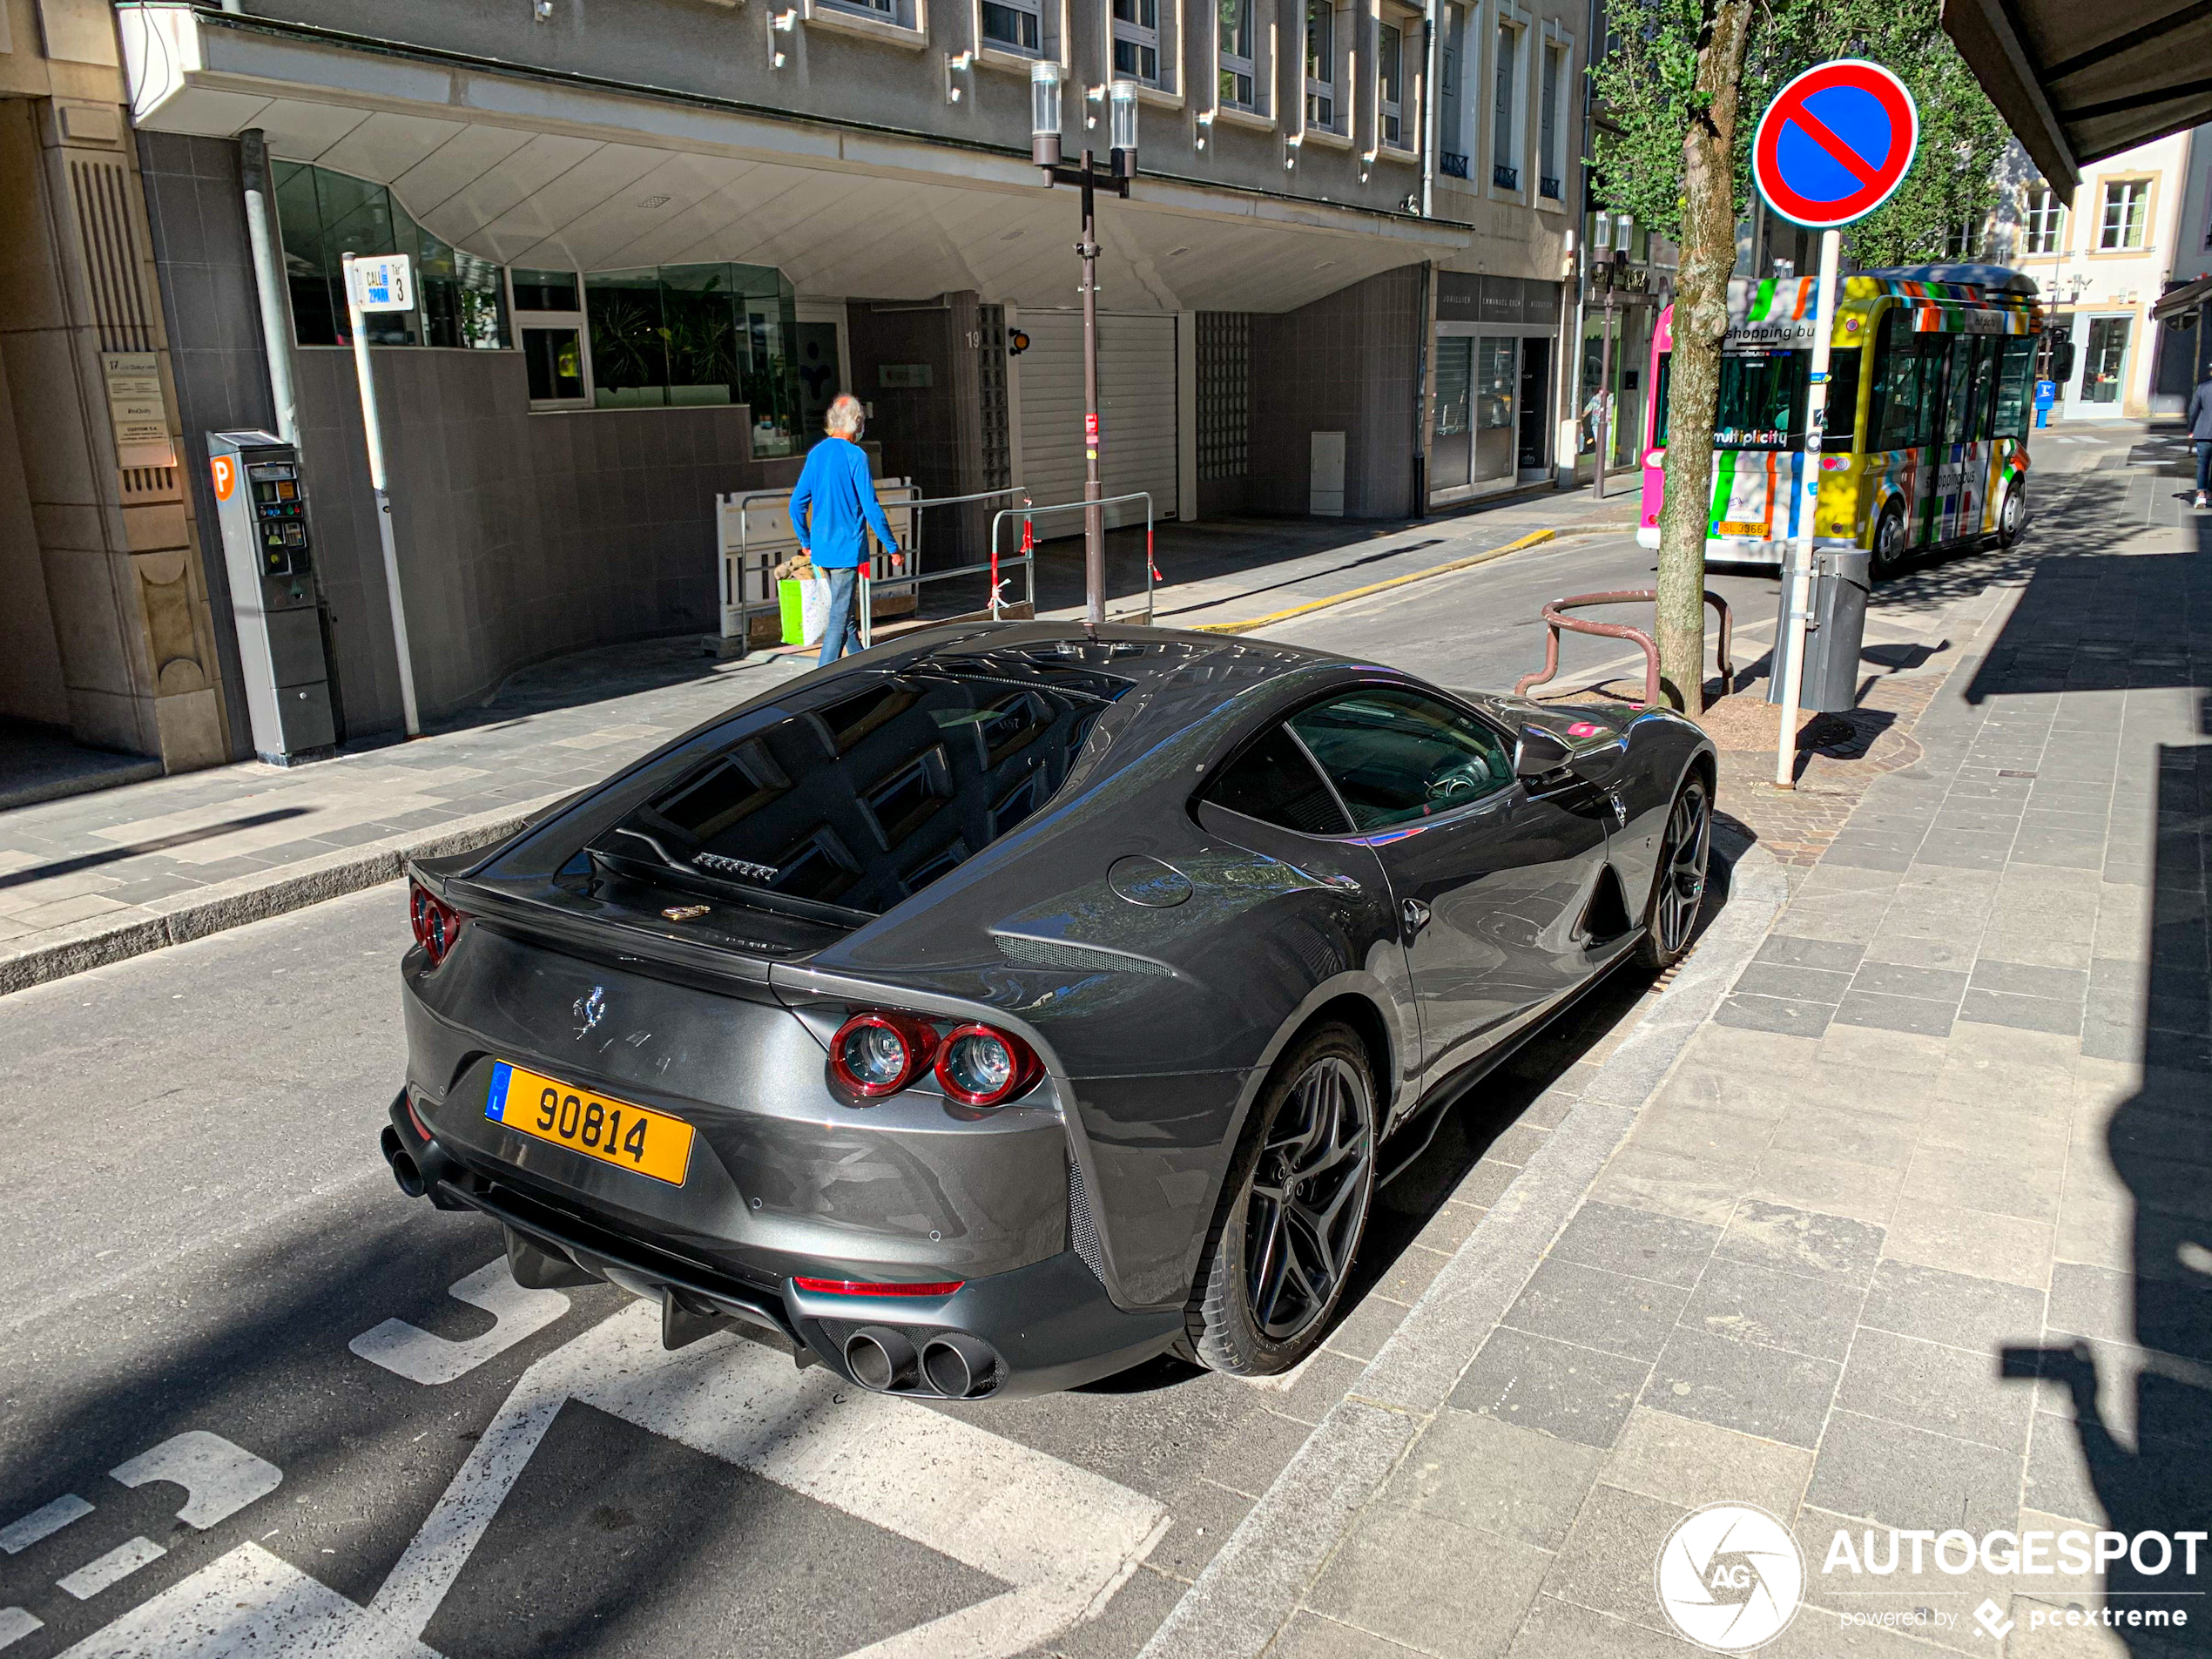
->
[2099, 179, 2148, 249]
[513, 268, 589, 406]
[273, 162, 509, 351]
[2023, 185, 2063, 255]
[982, 0, 1042, 51]
[1538, 43, 1563, 199]
[821, 0, 915, 23]
[584, 264, 802, 454]
[1305, 0, 1337, 130]
[1219, 0, 1257, 107]
[1379, 24, 1405, 147]
[1114, 0, 1160, 83]
[1439, 4, 1467, 178]
[1493, 20, 1520, 191]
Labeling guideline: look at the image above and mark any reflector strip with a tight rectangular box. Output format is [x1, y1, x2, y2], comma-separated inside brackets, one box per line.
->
[792, 1278, 964, 1298]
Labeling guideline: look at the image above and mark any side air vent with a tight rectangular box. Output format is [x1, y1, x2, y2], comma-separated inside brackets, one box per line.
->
[996, 934, 1173, 978]
[1068, 1157, 1109, 1285]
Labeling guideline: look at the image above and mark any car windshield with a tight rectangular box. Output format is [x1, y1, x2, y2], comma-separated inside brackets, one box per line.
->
[590, 652, 1129, 918]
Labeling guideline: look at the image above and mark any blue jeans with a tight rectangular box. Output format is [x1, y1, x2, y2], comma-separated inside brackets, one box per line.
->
[2196, 441, 2211, 496]
[817, 564, 863, 666]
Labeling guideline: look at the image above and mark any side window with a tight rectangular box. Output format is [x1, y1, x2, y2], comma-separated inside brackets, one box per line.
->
[1202, 725, 1352, 836]
[1288, 689, 1514, 830]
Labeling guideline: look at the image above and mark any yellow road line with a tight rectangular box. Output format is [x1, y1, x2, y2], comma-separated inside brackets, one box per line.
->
[1190, 528, 1560, 637]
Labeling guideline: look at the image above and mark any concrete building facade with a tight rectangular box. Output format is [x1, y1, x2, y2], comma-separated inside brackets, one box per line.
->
[92, 0, 1588, 747]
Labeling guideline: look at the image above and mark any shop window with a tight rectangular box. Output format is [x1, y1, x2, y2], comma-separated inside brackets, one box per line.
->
[2099, 179, 2149, 250]
[585, 264, 803, 455]
[1305, 0, 1338, 131]
[2083, 316, 2130, 402]
[1219, 0, 1258, 110]
[1114, 0, 1160, 84]
[273, 162, 509, 351]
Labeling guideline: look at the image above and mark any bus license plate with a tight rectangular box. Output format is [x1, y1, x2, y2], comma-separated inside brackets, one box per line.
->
[1717, 521, 1768, 538]
[485, 1061, 694, 1186]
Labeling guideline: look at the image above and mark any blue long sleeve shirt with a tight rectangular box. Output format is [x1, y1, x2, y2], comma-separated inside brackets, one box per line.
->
[788, 437, 899, 570]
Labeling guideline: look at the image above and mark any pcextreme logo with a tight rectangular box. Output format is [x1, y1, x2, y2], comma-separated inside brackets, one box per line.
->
[1655, 1503, 1805, 1650]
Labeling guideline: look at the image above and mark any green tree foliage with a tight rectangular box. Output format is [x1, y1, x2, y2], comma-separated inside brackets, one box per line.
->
[1589, 0, 2011, 266]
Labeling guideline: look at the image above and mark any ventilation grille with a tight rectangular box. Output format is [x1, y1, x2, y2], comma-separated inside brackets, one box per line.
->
[1068, 1158, 1108, 1285]
[70, 158, 155, 352]
[997, 934, 1172, 977]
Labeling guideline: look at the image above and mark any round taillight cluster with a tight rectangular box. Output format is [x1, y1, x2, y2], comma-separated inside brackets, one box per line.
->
[827, 1011, 1039, 1108]
[408, 879, 467, 968]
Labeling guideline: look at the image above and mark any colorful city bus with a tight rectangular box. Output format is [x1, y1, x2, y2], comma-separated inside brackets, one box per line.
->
[1636, 266, 2041, 576]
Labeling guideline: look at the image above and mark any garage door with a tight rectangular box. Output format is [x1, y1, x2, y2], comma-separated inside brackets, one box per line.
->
[1017, 312, 1177, 534]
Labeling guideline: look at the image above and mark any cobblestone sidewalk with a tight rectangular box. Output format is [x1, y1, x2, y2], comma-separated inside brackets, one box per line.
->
[1135, 431, 2212, 1658]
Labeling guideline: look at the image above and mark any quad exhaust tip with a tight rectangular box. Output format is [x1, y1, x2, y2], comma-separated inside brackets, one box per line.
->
[845, 1326, 920, 1392]
[921, 1332, 999, 1399]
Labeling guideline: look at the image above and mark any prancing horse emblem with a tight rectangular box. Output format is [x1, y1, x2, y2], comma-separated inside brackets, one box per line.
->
[573, 984, 606, 1038]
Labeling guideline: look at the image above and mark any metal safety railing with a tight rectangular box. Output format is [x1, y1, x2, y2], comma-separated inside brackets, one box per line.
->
[1514, 590, 1735, 709]
[989, 492, 1157, 627]
[854, 484, 1038, 650]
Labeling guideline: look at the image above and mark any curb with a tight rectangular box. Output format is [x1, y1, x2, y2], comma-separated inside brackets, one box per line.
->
[1137, 828, 1793, 1659]
[1190, 528, 1561, 637]
[0, 795, 563, 998]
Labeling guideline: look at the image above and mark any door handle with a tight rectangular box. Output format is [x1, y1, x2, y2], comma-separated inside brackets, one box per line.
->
[1401, 897, 1431, 933]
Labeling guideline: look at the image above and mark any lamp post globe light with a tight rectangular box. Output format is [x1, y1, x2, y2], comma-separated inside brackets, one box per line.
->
[1032, 61, 1136, 630]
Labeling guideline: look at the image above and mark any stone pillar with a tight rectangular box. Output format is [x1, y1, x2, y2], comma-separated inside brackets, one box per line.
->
[0, 93, 230, 769]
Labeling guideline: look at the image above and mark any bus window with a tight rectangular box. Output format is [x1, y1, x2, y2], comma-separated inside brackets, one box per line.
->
[1714, 348, 1807, 448]
[1965, 335, 2003, 442]
[1818, 348, 1860, 448]
[1939, 333, 1978, 446]
[1652, 351, 1670, 450]
[1994, 337, 2034, 440]
[1870, 310, 1928, 450]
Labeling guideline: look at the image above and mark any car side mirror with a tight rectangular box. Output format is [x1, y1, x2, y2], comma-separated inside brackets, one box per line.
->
[1514, 725, 1573, 779]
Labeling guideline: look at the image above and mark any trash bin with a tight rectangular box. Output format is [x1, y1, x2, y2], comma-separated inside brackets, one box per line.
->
[1766, 548, 1871, 714]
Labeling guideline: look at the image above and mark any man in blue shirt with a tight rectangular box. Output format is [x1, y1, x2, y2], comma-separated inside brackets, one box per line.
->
[789, 395, 903, 665]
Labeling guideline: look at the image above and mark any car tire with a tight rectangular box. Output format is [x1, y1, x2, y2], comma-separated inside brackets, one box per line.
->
[1996, 478, 2027, 548]
[1636, 771, 1712, 971]
[1870, 501, 1909, 580]
[1187, 1022, 1379, 1378]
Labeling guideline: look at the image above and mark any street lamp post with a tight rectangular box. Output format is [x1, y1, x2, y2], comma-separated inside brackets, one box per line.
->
[1588, 228, 1627, 502]
[1033, 64, 1136, 632]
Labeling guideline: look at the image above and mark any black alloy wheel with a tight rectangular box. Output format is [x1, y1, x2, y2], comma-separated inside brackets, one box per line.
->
[1871, 502, 1909, 579]
[1638, 774, 1711, 969]
[1189, 1023, 1378, 1375]
[1997, 479, 2027, 548]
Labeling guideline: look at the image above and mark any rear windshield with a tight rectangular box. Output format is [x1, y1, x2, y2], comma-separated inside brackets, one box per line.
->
[590, 652, 1130, 920]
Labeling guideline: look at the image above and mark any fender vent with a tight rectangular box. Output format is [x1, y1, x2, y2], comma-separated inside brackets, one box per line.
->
[1068, 1158, 1109, 1285]
[997, 935, 1172, 977]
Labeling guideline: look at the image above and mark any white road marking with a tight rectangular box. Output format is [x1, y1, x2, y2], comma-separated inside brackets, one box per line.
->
[57, 1539, 165, 1601]
[51, 1543, 435, 1659]
[347, 1260, 570, 1386]
[0, 1494, 91, 1553]
[0, 1609, 41, 1649]
[370, 1300, 1170, 1659]
[110, 1433, 281, 1531]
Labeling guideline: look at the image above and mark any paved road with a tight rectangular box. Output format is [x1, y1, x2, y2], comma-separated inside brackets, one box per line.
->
[0, 475, 2127, 1659]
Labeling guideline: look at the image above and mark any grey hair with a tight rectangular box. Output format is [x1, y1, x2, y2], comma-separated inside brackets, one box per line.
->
[826, 394, 865, 437]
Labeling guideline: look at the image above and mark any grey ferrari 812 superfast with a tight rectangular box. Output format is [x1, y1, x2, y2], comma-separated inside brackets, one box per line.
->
[384, 623, 1715, 1399]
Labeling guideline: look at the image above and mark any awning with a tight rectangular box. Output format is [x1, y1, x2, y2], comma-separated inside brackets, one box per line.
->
[1941, 0, 2212, 192]
[118, 3, 1471, 314]
[2153, 273, 2212, 326]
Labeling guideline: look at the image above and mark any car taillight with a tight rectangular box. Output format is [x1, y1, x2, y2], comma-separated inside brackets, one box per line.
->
[934, 1022, 1039, 1108]
[792, 1278, 964, 1297]
[408, 879, 468, 968]
[829, 1011, 938, 1098]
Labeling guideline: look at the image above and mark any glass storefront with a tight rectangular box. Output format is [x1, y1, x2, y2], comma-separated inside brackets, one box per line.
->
[1431, 274, 1562, 498]
[586, 265, 802, 455]
[273, 163, 508, 352]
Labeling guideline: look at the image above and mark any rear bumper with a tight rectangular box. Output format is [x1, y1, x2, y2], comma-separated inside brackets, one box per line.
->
[382, 1092, 1183, 1400]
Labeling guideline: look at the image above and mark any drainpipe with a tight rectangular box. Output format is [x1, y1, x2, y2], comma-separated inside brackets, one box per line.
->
[1420, 0, 1439, 219]
[239, 130, 298, 446]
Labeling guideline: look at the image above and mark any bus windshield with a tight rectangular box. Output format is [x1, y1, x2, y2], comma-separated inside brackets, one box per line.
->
[1710, 347, 1858, 451]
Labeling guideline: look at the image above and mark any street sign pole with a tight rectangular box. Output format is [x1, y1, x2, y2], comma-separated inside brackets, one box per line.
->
[1775, 226, 1838, 790]
[341, 251, 421, 738]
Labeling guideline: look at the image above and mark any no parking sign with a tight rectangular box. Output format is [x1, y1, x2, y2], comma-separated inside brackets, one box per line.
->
[1752, 60, 1919, 231]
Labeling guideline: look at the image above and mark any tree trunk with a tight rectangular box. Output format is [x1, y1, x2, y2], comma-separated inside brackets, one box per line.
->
[1654, 0, 1753, 713]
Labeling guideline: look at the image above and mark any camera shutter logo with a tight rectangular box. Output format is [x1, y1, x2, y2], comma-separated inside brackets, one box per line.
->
[1655, 1502, 1805, 1650]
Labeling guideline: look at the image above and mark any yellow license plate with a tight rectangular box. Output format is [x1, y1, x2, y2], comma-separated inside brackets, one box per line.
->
[485, 1061, 694, 1186]
[1717, 521, 1769, 538]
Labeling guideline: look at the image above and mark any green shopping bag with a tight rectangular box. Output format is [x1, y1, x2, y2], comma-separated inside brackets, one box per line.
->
[779, 577, 806, 645]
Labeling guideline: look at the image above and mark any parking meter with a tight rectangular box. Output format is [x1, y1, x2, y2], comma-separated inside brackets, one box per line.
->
[208, 429, 338, 763]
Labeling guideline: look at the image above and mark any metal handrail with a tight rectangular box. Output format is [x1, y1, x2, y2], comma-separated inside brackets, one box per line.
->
[988, 492, 1157, 626]
[1514, 590, 1735, 709]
